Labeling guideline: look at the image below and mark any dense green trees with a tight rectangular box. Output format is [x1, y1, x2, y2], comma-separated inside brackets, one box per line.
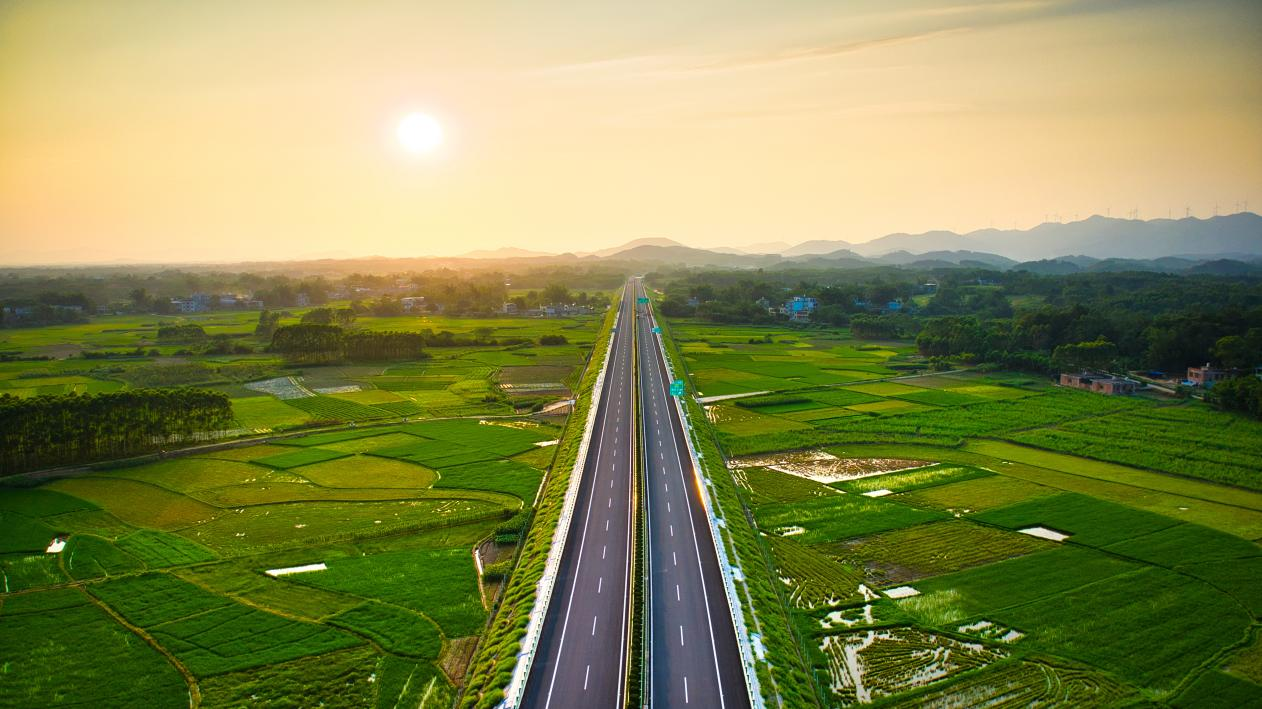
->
[0, 389, 233, 474]
[254, 310, 282, 339]
[300, 307, 356, 326]
[1051, 338, 1119, 372]
[651, 267, 1261, 375]
[270, 325, 426, 363]
[157, 324, 206, 341]
[1207, 376, 1262, 418]
[270, 324, 346, 364]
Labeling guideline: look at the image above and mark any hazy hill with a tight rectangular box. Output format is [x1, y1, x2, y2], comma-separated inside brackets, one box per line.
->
[772, 213, 1261, 261]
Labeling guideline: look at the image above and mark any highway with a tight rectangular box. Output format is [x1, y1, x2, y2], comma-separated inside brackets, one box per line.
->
[636, 280, 750, 709]
[521, 281, 636, 708]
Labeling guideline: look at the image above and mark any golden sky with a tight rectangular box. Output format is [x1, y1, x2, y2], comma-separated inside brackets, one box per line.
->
[2, 0, 1260, 264]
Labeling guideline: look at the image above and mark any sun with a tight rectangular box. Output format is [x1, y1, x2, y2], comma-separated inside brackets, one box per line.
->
[396, 112, 444, 155]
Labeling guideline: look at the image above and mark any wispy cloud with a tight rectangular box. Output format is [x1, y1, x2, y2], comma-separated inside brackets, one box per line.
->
[531, 0, 1163, 82]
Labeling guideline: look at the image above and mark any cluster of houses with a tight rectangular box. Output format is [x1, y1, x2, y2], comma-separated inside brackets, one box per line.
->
[1060, 362, 1257, 397]
[1185, 363, 1245, 388]
[169, 293, 264, 313]
[501, 302, 595, 317]
[1059, 371, 1141, 395]
[748, 294, 912, 322]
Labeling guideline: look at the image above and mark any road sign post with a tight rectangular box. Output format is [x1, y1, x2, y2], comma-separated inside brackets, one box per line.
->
[669, 379, 685, 397]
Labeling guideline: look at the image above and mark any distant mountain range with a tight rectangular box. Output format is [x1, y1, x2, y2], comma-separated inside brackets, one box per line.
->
[457, 213, 1262, 274]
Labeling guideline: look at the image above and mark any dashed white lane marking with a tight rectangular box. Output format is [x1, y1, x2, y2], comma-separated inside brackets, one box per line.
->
[670, 524, 674, 537]
[592, 615, 598, 636]
[598, 577, 603, 593]
[673, 551, 677, 566]
[584, 665, 591, 691]
[608, 497, 612, 508]
[602, 544, 607, 559]
[667, 502, 671, 512]
[665, 483, 669, 492]
[605, 519, 610, 531]
[676, 584, 681, 601]
[684, 676, 689, 704]
[680, 625, 685, 646]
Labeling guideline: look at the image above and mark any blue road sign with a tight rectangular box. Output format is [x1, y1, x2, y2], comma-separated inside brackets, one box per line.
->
[652, 326, 662, 334]
[669, 379, 685, 396]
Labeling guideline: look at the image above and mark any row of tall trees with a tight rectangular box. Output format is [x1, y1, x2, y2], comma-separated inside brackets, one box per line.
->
[269, 324, 426, 363]
[0, 389, 233, 474]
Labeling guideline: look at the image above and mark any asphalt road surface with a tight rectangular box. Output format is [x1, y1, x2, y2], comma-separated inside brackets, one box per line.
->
[522, 281, 637, 708]
[637, 281, 751, 709]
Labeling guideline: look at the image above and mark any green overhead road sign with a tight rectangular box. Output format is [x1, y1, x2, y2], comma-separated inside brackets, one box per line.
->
[652, 326, 662, 334]
[669, 379, 686, 397]
[637, 297, 649, 304]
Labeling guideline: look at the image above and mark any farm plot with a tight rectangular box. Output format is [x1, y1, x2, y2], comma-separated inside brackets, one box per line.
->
[286, 545, 486, 637]
[115, 530, 217, 567]
[292, 454, 437, 489]
[910, 658, 1138, 708]
[0, 587, 189, 707]
[403, 418, 554, 455]
[833, 463, 992, 495]
[0, 552, 67, 591]
[46, 477, 219, 530]
[1005, 404, 1262, 490]
[0, 510, 58, 553]
[62, 535, 144, 580]
[831, 520, 1051, 586]
[706, 404, 812, 435]
[180, 498, 505, 553]
[89, 573, 361, 676]
[197, 646, 383, 709]
[329, 602, 443, 659]
[973, 492, 1181, 547]
[186, 482, 430, 507]
[253, 447, 349, 469]
[231, 396, 314, 430]
[819, 626, 1006, 704]
[735, 466, 840, 504]
[754, 493, 946, 545]
[902, 546, 1140, 626]
[1179, 557, 1262, 617]
[372, 438, 500, 468]
[97, 457, 307, 493]
[283, 395, 395, 422]
[767, 535, 865, 608]
[433, 459, 543, 505]
[895, 474, 1058, 514]
[988, 566, 1253, 690]
[1103, 522, 1262, 568]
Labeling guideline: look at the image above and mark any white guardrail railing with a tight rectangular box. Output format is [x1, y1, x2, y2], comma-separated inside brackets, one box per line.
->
[652, 315, 765, 708]
[500, 299, 620, 708]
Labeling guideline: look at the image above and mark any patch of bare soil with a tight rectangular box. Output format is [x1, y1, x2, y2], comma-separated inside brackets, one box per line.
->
[440, 636, 480, 686]
[730, 450, 931, 483]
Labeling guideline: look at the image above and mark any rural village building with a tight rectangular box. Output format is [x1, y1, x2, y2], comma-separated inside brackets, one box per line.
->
[1060, 371, 1140, 395]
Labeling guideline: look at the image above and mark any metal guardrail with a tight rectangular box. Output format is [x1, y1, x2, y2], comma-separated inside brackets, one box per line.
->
[650, 312, 765, 708]
[500, 299, 621, 708]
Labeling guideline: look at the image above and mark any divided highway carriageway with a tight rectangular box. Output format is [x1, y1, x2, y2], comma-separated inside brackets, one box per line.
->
[521, 279, 750, 709]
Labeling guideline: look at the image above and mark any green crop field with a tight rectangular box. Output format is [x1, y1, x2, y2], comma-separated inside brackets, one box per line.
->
[660, 313, 1262, 706]
[0, 407, 557, 706]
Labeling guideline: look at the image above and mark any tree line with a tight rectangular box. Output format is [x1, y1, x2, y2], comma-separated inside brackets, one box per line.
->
[0, 389, 234, 474]
[269, 324, 427, 364]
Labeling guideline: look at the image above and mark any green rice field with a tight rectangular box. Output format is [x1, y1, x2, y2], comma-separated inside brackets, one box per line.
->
[0, 414, 562, 706]
[666, 315, 1262, 706]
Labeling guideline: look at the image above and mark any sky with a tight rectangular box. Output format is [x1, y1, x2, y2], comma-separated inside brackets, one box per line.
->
[1, 0, 1261, 264]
